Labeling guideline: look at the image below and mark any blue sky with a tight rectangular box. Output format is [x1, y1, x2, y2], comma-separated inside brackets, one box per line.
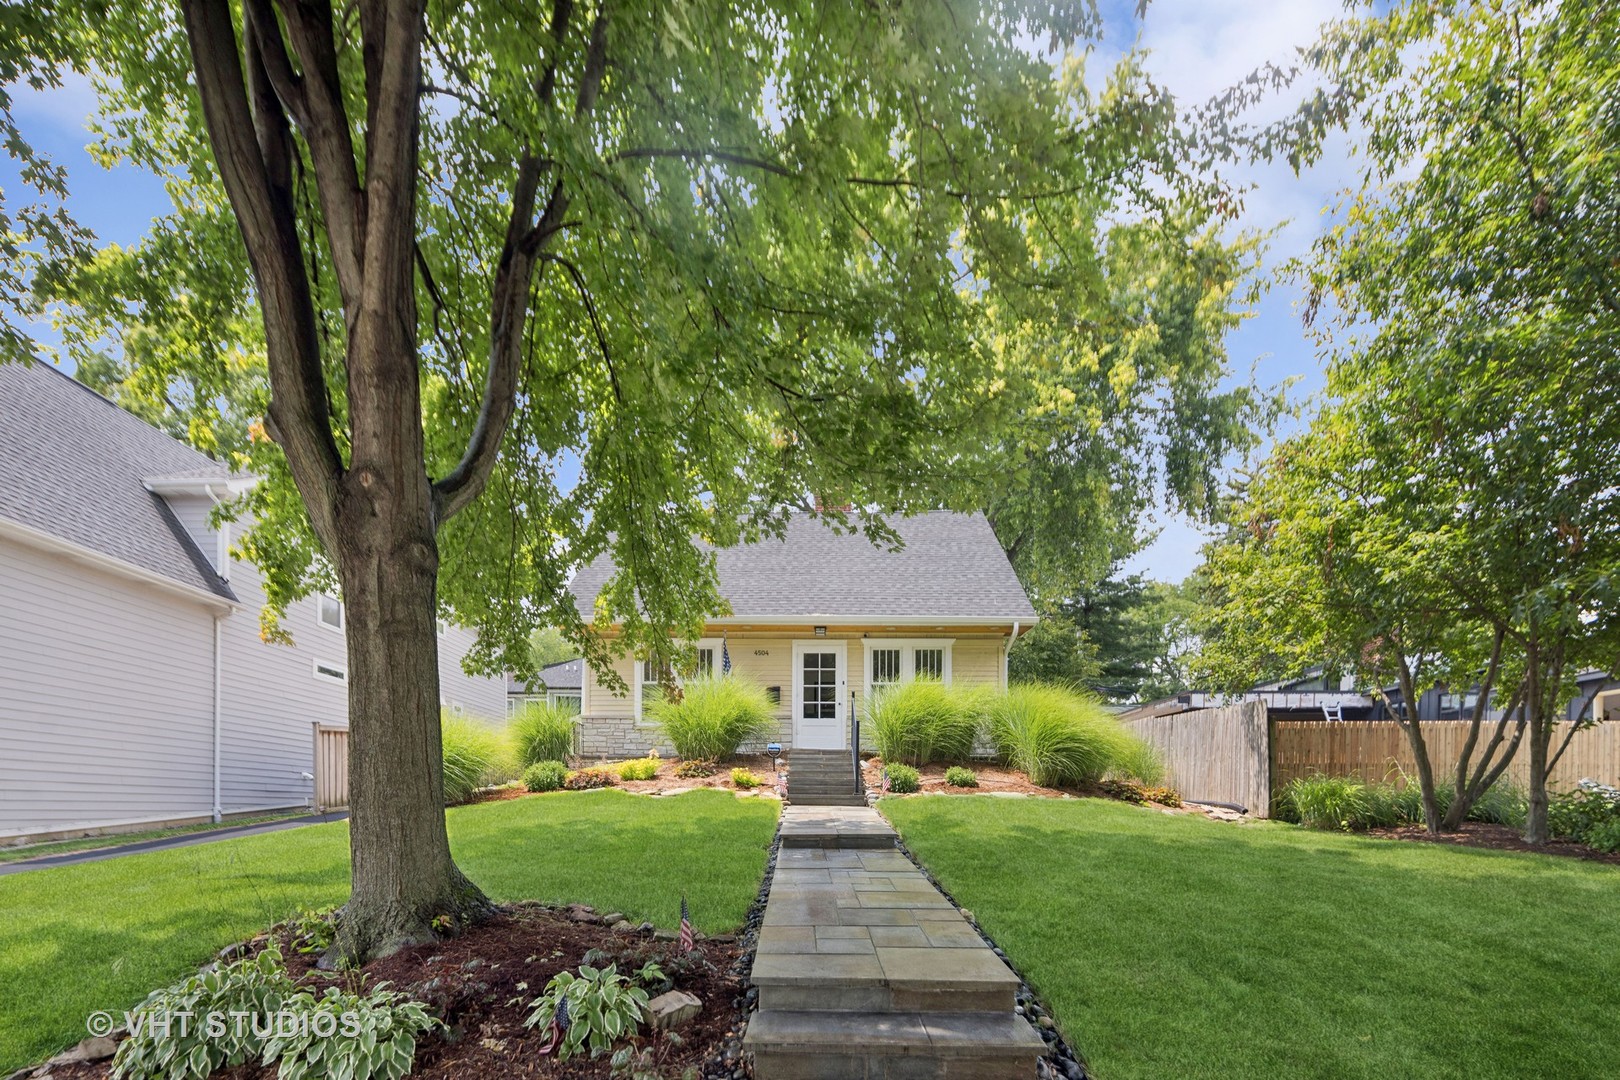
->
[6, 0, 1356, 585]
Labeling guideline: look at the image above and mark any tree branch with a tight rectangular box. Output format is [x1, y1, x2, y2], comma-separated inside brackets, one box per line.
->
[182, 0, 343, 548]
[432, 0, 611, 524]
[267, 0, 368, 316]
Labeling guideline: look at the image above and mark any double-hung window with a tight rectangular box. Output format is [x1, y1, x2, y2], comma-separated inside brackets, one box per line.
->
[864, 640, 953, 699]
[633, 639, 722, 722]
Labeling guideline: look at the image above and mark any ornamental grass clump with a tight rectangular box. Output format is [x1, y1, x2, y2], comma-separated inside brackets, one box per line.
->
[509, 701, 577, 767]
[868, 678, 977, 766]
[983, 684, 1152, 787]
[1282, 774, 1372, 831]
[441, 713, 513, 805]
[647, 675, 775, 760]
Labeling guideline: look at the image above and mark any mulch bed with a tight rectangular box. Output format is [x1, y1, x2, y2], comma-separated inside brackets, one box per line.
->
[43, 907, 750, 1080]
[860, 758, 1192, 811]
[1366, 821, 1620, 864]
[469, 754, 784, 802]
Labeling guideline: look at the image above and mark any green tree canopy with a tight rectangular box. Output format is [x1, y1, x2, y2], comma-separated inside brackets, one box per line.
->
[2, 0, 1268, 955]
[1199, 0, 1620, 839]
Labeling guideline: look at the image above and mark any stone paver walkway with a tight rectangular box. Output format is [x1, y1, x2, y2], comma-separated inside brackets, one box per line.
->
[744, 806, 1042, 1078]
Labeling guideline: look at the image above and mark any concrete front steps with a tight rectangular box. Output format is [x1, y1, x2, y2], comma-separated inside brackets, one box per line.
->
[744, 807, 1044, 1079]
[786, 748, 865, 807]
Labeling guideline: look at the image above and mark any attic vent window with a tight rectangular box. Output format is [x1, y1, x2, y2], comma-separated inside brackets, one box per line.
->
[313, 660, 347, 684]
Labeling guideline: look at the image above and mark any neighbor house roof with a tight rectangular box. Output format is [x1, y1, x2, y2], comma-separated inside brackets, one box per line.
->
[509, 657, 583, 694]
[568, 510, 1037, 625]
[0, 361, 237, 602]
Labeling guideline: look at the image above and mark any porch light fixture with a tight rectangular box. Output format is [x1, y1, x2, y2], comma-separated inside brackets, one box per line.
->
[814, 626, 827, 637]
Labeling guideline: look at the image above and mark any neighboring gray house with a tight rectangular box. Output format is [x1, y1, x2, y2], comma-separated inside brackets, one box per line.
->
[508, 658, 584, 716]
[1125, 664, 1619, 724]
[0, 362, 505, 843]
[567, 511, 1037, 758]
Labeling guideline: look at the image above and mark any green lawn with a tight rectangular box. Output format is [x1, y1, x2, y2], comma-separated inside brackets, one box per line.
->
[882, 795, 1620, 1080]
[0, 789, 777, 1073]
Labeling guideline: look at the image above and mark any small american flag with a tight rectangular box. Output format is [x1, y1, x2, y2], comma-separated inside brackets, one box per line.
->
[881, 768, 891, 793]
[721, 637, 732, 675]
[539, 993, 571, 1056]
[679, 895, 695, 953]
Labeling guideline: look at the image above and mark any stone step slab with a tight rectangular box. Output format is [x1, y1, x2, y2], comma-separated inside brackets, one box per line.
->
[744, 1010, 1044, 1079]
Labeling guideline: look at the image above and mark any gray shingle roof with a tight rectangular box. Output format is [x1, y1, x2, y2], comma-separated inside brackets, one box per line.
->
[509, 657, 584, 694]
[0, 362, 236, 601]
[570, 511, 1036, 624]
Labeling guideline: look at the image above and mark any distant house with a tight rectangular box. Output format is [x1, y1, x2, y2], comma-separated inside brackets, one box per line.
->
[1123, 664, 1618, 724]
[508, 658, 583, 716]
[566, 511, 1037, 758]
[0, 362, 505, 843]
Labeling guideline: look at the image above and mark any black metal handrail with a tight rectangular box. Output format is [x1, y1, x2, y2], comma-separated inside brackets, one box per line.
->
[850, 690, 861, 793]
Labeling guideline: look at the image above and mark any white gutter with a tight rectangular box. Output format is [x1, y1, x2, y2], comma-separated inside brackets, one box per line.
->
[700, 615, 1039, 627]
[0, 516, 238, 613]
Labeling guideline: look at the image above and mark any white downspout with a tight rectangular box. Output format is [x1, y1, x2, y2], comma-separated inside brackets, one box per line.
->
[207, 486, 230, 824]
[212, 612, 224, 822]
[1005, 621, 1019, 687]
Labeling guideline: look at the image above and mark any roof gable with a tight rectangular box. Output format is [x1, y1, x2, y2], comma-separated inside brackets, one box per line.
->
[0, 362, 236, 601]
[569, 510, 1036, 625]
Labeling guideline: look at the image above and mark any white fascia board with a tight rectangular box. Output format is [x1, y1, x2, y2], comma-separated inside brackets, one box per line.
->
[0, 515, 239, 614]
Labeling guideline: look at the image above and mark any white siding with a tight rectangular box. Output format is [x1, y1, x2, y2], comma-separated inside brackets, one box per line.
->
[165, 493, 220, 572]
[215, 557, 348, 812]
[0, 538, 217, 836]
[1, 515, 509, 838]
[437, 623, 507, 720]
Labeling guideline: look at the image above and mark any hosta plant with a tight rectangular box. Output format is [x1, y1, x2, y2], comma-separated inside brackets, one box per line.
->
[525, 964, 650, 1060]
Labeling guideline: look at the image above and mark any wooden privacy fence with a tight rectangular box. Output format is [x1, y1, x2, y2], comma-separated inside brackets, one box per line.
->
[1122, 701, 1271, 814]
[312, 723, 349, 810]
[1273, 720, 1620, 794]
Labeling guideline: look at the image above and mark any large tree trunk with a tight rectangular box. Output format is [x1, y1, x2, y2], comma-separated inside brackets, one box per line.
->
[330, 511, 492, 961]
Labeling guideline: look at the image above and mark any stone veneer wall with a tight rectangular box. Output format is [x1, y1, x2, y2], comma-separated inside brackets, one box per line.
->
[574, 716, 797, 761]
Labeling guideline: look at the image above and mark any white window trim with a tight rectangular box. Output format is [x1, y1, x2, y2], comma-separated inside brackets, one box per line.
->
[861, 639, 955, 700]
[632, 639, 722, 724]
[316, 593, 344, 633]
[313, 659, 348, 684]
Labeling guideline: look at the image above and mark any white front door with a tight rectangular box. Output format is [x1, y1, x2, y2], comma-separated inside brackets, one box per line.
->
[792, 640, 847, 750]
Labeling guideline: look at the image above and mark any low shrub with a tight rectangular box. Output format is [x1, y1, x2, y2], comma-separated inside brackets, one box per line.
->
[441, 713, 513, 805]
[523, 760, 569, 792]
[1142, 785, 1182, 808]
[647, 676, 776, 760]
[983, 684, 1151, 787]
[1100, 778, 1146, 804]
[509, 701, 577, 767]
[564, 767, 618, 790]
[944, 765, 978, 788]
[1548, 780, 1620, 851]
[884, 763, 920, 793]
[674, 757, 718, 778]
[524, 963, 649, 1061]
[730, 767, 761, 788]
[869, 678, 978, 766]
[111, 943, 437, 1080]
[616, 758, 660, 781]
